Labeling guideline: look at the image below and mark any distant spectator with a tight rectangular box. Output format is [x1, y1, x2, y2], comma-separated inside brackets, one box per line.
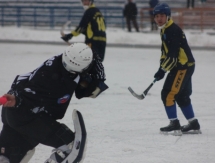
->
[149, 0, 159, 31]
[187, 0, 195, 9]
[123, 0, 139, 32]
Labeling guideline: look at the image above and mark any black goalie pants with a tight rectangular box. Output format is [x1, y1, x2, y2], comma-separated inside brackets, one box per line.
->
[0, 107, 74, 163]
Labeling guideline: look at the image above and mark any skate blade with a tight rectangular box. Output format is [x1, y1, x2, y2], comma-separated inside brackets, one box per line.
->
[182, 129, 202, 134]
[160, 130, 182, 136]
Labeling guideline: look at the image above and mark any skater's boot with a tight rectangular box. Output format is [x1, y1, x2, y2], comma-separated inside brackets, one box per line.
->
[160, 119, 182, 136]
[45, 142, 73, 163]
[181, 119, 202, 134]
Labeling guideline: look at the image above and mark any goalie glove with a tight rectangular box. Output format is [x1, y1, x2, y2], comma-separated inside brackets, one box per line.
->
[90, 87, 101, 98]
[75, 80, 108, 99]
[89, 81, 109, 98]
[79, 74, 92, 88]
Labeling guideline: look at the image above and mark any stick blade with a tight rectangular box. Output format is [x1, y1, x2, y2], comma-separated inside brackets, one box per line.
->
[60, 20, 72, 45]
[128, 87, 145, 100]
[60, 20, 72, 36]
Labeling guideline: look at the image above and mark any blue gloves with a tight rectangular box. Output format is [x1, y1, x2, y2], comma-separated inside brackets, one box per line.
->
[154, 68, 166, 81]
[61, 33, 73, 42]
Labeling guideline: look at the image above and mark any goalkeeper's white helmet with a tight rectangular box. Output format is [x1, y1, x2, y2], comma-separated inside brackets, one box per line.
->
[62, 43, 93, 73]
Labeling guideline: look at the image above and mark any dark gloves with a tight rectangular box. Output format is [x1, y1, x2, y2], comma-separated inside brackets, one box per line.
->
[61, 33, 73, 42]
[75, 74, 108, 99]
[79, 74, 92, 88]
[154, 68, 166, 81]
[75, 79, 108, 99]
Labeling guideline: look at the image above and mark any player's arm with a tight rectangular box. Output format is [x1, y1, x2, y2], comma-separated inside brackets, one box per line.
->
[3, 57, 59, 109]
[0, 71, 36, 107]
[154, 29, 180, 81]
[1, 81, 39, 108]
[61, 10, 91, 42]
[71, 11, 91, 36]
[9, 73, 47, 109]
[160, 29, 181, 71]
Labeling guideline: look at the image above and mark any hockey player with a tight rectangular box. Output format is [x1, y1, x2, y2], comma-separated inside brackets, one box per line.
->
[61, 0, 106, 62]
[153, 3, 201, 135]
[0, 43, 108, 163]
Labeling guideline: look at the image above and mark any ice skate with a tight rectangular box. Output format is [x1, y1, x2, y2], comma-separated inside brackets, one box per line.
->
[160, 119, 182, 136]
[45, 142, 73, 163]
[181, 119, 202, 134]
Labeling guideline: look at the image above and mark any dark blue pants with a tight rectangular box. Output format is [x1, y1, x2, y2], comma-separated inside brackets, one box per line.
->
[161, 65, 195, 108]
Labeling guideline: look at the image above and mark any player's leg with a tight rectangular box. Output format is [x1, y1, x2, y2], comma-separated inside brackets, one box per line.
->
[19, 118, 74, 163]
[43, 124, 75, 163]
[29, 115, 75, 163]
[45, 110, 87, 163]
[91, 41, 106, 62]
[5, 107, 75, 147]
[4, 107, 75, 162]
[176, 65, 201, 133]
[44, 110, 87, 163]
[0, 124, 36, 163]
[160, 69, 182, 135]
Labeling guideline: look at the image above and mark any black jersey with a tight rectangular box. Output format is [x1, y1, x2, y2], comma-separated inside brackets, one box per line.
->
[8, 54, 106, 119]
[123, 2, 138, 19]
[159, 19, 195, 71]
[71, 4, 106, 44]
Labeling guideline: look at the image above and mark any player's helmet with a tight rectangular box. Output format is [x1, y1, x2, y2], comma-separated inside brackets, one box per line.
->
[62, 43, 93, 73]
[153, 3, 171, 16]
[81, 0, 94, 10]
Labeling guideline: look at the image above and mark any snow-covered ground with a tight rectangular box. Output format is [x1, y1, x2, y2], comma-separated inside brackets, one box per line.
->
[0, 26, 215, 163]
[0, 26, 215, 48]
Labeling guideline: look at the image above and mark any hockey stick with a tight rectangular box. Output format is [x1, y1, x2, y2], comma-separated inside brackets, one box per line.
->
[128, 78, 157, 100]
[60, 20, 72, 45]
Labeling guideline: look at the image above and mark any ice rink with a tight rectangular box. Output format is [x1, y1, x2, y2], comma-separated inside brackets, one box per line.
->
[0, 43, 215, 163]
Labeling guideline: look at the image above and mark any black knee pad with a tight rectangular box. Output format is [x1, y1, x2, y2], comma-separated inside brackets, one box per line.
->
[42, 124, 75, 148]
[176, 96, 191, 108]
[56, 124, 75, 145]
